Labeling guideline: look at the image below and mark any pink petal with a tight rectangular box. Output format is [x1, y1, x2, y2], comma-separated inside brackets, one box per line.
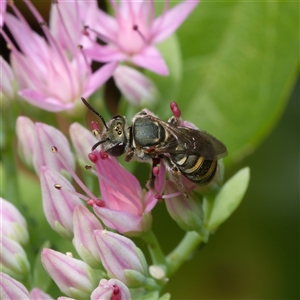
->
[69, 122, 97, 164]
[93, 206, 142, 234]
[0, 0, 7, 26]
[94, 8, 118, 40]
[151, 0, 199, 44]
[84, 44, 126, 63]
[18, 89, 73, 112]
[131, 46, 169, 75]
[83, 62, 117, 98]
[113, 65, 157, 105]
[93, 153, 143, 214]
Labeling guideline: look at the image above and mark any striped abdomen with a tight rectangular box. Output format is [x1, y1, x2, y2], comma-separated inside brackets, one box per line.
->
[172, 153, 217, 185]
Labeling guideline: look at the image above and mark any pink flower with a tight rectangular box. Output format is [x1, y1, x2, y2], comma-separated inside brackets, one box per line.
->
[1, 1, 116, 112]
[84, 0, 199, 75]
[41, 248, 97, 299]
[0, 272, 30, 299]
[91, 278, 131, 300]
[90, 152, 165, 235]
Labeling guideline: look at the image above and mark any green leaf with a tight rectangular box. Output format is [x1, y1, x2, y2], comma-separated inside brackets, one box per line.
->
[208, 167, 250, 230]
[175, 2, 299, 165]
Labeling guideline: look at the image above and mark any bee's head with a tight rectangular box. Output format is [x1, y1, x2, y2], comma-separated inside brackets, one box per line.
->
[81, 97, 127, 157]
[100, 115, 127, 157]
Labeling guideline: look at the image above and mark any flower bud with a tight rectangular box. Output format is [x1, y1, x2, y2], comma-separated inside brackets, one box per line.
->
[164, 181, 204, 235]
[30, 288, 54, 299]
[0, 197, 29, 245]
[69, 122, 97, 166]
[40, 166, 83, 239]
[91, 278, 131, 300]
[41, 248, 97, 299]
[0, 236, 30, 280]
[0, 272, 30, 299]
[73, 206, 103, 268]
[94, 230, 148, 287]
[114, 65, 157, 105]
[33, 122, 75, 176]
[16, 116, 36, 170]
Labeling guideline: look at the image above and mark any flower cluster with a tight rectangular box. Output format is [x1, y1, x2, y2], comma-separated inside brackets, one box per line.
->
[1, 0, 198, 108]
[0, 1, 251, 299]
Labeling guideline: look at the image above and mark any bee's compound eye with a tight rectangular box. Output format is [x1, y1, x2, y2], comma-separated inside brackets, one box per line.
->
[106, 143, 125, 157]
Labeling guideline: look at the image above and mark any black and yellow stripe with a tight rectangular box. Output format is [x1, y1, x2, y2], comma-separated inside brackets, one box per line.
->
[173, 153, 217, 185]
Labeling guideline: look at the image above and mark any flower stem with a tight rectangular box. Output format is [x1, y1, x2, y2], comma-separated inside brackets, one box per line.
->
[141, 230, 166, 266]
[166, 231, 202, 277]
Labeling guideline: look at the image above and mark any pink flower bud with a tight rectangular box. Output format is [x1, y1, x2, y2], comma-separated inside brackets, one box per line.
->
[164, 181, 204, 234]
[0, 236, 30, 280]
[16, 116, 35, 170]
[33, 122, 75, 176]
[40, 166, 83, 239]
[94, 230, 147, 287]
[69, 122, 97, 166]
[0, 56, 16, 102]
[30, 288, 54, 300]
[0, 272, 30, 299]
[41, 248, 97, 299]
[73, 206, 103, 268]
[91, 278, 131, 300]
[0, 197, 29, 245]
[114, 65, 157, 105]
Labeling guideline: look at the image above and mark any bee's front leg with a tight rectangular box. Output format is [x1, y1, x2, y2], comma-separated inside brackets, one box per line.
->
[124, 148, 134, 162]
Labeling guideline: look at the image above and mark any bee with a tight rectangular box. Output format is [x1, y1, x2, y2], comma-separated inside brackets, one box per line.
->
[81, 97, 227, 195]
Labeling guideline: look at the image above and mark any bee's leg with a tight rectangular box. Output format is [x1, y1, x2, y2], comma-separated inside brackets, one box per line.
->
[163, 157, 188, 198]
[168, 115, 180, 125]
[146, 158, 161, 194]
[124, 148, 134, 162]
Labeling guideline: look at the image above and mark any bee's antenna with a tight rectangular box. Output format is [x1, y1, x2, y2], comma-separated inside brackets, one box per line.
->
[91, 138, 109, 151]
[81, 97, 108, 130]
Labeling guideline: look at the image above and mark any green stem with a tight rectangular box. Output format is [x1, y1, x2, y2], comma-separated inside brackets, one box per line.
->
[141, 230, 166, 266]
[166, 231, 202, 277]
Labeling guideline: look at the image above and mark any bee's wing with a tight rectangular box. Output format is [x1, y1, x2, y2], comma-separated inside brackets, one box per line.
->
[147, 117, 228, 160]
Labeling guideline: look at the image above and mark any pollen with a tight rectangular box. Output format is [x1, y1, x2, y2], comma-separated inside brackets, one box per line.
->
[54, 184, 62, 190]
[51, 146, 58, 153]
